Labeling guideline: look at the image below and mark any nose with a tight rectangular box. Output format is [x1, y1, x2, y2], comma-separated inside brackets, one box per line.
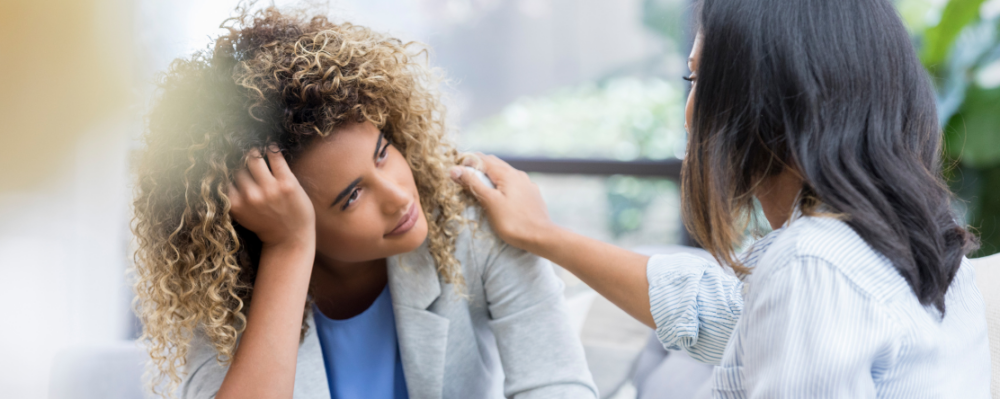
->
[377, 174, 411, 216]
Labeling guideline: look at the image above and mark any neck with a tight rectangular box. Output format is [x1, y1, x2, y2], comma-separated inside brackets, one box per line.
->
[756, 168, 804, 230]
[309, 255, 389, 320]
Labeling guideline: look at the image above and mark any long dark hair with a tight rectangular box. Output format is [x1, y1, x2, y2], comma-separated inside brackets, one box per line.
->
[681, 0, 978, 313]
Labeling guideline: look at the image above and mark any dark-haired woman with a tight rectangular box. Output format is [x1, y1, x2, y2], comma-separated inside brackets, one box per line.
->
[452, 0, 991, 396]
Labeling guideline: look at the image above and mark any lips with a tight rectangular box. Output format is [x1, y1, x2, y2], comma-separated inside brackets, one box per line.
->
[387, 202, 418, 236]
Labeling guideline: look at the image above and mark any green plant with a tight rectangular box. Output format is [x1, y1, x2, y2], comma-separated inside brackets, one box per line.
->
[463, 77, 687, 237]
[915, 0, 1000, 257]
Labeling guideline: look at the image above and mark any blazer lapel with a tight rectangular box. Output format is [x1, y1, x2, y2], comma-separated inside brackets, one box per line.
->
[388, 242, 449, 399]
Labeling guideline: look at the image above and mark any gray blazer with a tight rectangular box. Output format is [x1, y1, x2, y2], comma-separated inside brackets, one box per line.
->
[181, 209, 597, 399]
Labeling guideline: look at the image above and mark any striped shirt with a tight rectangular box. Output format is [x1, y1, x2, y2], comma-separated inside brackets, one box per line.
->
[647, 216, 992, 398]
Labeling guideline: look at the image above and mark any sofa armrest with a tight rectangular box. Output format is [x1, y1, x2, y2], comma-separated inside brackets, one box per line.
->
[971, 253, 1000, 399]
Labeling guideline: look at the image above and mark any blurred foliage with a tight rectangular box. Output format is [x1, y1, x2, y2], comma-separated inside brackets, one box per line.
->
[463, 77, 686, 237]
[463, 77, 686, 161]
[607, 177, 677, 237]
[921, 0, 989, 70]
[641, 0, 689, 47]
[944, 86, 1000, 167]
[464, 0, 693, 239]
[909, 0, 1000, 256]
[466, 0, 1000, 249]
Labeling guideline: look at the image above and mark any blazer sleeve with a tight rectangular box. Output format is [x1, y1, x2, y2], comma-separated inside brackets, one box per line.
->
[179, 331, 227, 399]
[478, 236, 599, 399]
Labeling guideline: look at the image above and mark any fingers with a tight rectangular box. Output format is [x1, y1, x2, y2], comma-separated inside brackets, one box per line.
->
[450, 166, 500, 203]
[474, 153, 521, 182]
[459, 153, 516, 176]
[226, 180, 242, 212]
[246, 148, 276, 186]
[233, 166, 260, 199]
[265, 143, 294, 180]
[228, 169, 257, 224]
[458, 153, 483, 170]
[476, 153, 513, 171]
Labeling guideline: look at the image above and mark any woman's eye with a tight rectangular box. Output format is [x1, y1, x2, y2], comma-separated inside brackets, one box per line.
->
[342, 188, 360, 210]
[377, 139, 391, 162]
[682, 74, 696, 82]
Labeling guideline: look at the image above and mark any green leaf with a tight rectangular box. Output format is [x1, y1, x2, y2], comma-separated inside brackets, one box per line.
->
[943, 85, 1000, 168]
[642, 0, 686, 44]
[970, 165, 1000, 257]
[921, 0, 988, 71]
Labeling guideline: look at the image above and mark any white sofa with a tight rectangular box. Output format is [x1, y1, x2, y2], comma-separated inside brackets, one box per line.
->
[47, 253, 1000, 399]
[49, 341, 151, 399]
[972, 253, 1000, 399]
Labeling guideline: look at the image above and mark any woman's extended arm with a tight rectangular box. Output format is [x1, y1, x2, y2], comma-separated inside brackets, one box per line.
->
[210, 147, 317, 399]
[522, 224, 657, 328]
[452, 156, 745, 365]
[451, 155, 655, 328]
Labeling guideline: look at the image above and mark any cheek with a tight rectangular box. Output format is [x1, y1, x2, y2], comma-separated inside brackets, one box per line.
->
[314, 206, 428, 262]
[390, 151, 418, 188]
[408, 203, 429, 245]
[387, 155, 428, 250]
[314, 211, 388, 263]
[685, 86, 695, 130]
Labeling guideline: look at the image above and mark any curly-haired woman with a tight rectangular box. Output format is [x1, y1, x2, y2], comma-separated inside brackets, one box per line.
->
[131, 7, 596, 399]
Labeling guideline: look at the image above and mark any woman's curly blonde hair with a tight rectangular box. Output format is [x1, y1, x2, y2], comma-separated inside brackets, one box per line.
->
[131, 6, 473, 396]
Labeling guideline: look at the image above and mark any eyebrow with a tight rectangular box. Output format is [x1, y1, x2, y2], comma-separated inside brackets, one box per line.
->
[373, 133, 384, 160]
[331, 177, 362, 208]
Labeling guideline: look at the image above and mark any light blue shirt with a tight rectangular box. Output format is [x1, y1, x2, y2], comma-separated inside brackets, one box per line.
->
[648, 216, 992, 398]
[312, 286, 408, 399]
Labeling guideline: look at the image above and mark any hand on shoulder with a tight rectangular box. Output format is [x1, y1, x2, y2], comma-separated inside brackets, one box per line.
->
[450, 154, 560, 253]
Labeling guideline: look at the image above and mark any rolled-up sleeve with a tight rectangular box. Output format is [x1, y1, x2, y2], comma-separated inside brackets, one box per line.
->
[647, 254, 743, 365]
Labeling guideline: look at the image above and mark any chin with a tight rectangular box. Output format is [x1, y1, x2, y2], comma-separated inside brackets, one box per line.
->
[403, 216, 429, 252]
[382, 208, 429, 257]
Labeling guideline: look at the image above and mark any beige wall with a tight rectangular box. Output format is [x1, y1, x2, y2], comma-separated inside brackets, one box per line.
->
[0, 1, 135, 398]
[0, 0, 133, 189]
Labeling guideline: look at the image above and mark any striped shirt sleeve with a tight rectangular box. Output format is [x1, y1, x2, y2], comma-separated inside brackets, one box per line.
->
[646, 254, 744, 365]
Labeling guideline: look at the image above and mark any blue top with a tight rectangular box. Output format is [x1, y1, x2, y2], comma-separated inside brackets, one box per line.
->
[647, 215, 992, 398]
[312, 285, 409, 399]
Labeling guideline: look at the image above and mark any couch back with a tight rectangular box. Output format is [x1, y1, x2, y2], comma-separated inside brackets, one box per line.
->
[49, 341, 152, 399]
[972, 253, 1000, 399]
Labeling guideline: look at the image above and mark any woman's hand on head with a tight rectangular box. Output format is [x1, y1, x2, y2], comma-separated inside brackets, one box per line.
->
[220, 145, 316, 399]
[227, 145, 316, 249]
[450, 154, 559, 252]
